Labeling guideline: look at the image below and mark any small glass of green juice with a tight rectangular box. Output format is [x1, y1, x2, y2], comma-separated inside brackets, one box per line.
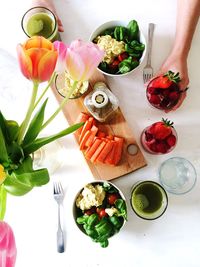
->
[130, 180, 168, 220]
[21, 6, 60, 42]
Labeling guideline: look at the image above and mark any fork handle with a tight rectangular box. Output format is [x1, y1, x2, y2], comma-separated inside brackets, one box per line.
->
[146, 23, 155, 66]
[57, 227, 65, 253]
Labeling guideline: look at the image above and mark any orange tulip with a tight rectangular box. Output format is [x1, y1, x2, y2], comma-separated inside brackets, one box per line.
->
[17, 36, 58, 83]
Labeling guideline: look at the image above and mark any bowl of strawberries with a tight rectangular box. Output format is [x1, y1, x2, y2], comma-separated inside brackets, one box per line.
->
[140, 118, 177, 154]
[146, 71, 182, 110]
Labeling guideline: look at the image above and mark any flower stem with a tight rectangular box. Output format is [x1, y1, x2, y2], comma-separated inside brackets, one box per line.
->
[17, 82, 39, 144]
[41, 80, 78, 130]
[0, 184, 7, 220]
[34, 72, 56, 109]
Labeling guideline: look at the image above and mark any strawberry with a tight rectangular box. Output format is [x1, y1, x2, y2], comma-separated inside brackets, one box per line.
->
[145, 131, 154, 142]
[151, 71, 181, 89]
[147, 87, 157, 94]
[169, 91, 179, 101]
[155, 141, 168, 153]
[151, 118, 174, 140]
[166, 134, 177, 147]
[149, 94, 160, 105]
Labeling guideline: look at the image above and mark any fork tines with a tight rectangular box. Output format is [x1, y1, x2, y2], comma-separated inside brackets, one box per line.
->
[53, 181, 63, 194]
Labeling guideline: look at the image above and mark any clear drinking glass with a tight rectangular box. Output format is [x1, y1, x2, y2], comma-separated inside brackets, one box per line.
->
[21, 6, 60, 41]
[130, 180, 168, 220]
[33, 140, 65, 175]
[159, 157, 197, 194]
[55, 72, 89, 99]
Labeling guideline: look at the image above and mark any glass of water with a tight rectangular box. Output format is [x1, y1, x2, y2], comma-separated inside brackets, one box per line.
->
[159, 157, 197, 194]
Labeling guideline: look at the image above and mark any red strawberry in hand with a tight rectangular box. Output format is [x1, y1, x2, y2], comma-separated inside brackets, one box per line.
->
[150, 118, 174, 140]
[151, 71, 181, 89]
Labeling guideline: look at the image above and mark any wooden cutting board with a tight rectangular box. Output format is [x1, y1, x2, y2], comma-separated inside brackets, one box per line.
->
[51, 70, 147, 180]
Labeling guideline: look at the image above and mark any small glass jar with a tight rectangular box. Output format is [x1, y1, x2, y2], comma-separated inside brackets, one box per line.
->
[55, 71, 89, 99]
[84, 82, 119, 122]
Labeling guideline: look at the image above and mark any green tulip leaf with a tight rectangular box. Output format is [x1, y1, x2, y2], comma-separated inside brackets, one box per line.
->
[23, 122, 84, 155]
[8, 141, 24, 163]
[0, 111, 8, 140]
[3, 173, 33, 196]
[23, 98, 48, 146]
[0, 184, 7, 220]
[5, 120, 19, 142]
[0, 127, 9, 163]
[15, 156, 33, 173]
[4, 167, 49, 196]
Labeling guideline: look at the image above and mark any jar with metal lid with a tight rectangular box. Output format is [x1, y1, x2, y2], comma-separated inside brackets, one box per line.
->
[84, 82, 119, 122]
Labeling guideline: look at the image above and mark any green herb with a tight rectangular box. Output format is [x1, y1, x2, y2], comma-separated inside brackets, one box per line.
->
[127, 20, 139, 41]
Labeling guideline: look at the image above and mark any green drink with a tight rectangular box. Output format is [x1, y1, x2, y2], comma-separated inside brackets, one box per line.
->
[131, 181, 168, 220]
[21, 7, 60, 42]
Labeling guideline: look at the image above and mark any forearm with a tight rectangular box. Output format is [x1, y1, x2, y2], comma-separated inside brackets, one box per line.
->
[172, 0, 200, 58]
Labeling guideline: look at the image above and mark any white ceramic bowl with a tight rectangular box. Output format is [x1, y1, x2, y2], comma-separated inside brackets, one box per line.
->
[90, 20, 146, 77]
[73, 180, 127, 247]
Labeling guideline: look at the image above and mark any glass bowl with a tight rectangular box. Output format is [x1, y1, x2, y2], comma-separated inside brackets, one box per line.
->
[55, 72, 89, 99]
[146, 76, 181, 110]
[159, 157, 197, 194]
[140, 123, 178, 155]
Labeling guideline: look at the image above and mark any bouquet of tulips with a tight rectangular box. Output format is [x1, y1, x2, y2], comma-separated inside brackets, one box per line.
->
[0, 36, 104, 220]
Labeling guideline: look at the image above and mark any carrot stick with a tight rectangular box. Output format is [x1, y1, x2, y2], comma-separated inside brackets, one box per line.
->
[97, 131, 106, 138]
[85, 138, 102, 160]
[79, 117, 94, 143]
[96, 141, 114, 163]
[90, 141, 106, 163]
[75, 112, 90, 135]
[113, 137, 124, 165]
[80, 130, 91, 150]
[104, 141, 117, 165]
[106, 135, 114, 140]
[85, 125, 98, 147]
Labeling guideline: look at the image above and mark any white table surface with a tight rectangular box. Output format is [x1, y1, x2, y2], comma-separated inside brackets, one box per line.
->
[0, 0, 200, 266]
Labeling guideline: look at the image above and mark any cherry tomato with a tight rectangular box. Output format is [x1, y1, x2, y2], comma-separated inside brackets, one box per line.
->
[107, 193, 119, 205]
[84, 207, 96, 216]
[109, 59, 120, 70]
[118, 52, 128, 62]
[96, 208, 108, 218]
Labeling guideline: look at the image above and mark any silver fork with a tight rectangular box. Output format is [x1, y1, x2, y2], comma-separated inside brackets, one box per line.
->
[53, 182, 65, 253]
[143, 23, 155, 83]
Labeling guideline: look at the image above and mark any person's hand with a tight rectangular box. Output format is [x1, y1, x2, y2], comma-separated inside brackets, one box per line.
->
[157, 53, 189, 111]
[32, 0, 64, 32]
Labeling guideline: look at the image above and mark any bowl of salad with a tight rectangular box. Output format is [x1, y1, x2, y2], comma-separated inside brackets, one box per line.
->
[90, 20, 146, 76]
[73, 181, 127, 248]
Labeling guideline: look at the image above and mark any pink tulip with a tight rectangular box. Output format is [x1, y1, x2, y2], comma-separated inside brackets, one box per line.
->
[17, 36, 58, 83]
[65, 39, 104, 81]
[0, 222, 17, 267]
[53, 41, 68, 73]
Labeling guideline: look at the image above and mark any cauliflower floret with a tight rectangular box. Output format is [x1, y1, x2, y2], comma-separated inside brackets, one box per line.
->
[105, 207, 118, 217]
[76, 184, 105, 211]
[96, 35, 125, 64]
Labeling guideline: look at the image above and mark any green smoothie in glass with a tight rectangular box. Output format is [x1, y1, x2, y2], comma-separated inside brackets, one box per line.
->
[21, 7, 60, 42]
[130, 181, 168, 220]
